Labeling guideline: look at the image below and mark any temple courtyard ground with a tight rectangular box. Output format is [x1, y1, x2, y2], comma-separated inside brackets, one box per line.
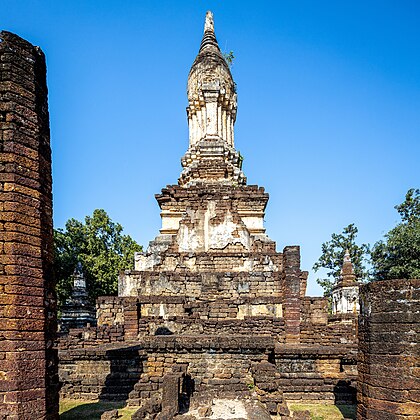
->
[59, 399, 357, 419]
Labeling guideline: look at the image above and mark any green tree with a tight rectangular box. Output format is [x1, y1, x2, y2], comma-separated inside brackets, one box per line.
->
[313, 224, 370, 296]
[371, 188, 420, 280]
[54, 209, 142, 306]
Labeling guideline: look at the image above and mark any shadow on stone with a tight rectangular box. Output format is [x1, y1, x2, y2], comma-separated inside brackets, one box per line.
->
[98, 346, 143, 402]
[179, 373, 195, 414]
[334, 379, 356, 405]
[335, 404, 357, 420]
[155, 326, 174, 335]
[333, 380, 357, 419]
[60, 401, 125, 420]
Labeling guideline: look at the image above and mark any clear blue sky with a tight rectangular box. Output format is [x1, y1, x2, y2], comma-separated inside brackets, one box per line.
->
[3, 1, 420, 295]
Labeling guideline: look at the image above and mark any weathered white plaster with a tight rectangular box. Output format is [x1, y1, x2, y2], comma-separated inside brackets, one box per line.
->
[140, 303, 185, 318]
[240, 215, 265, 233]
[237, 303, 282, 319]
[176, 202, 251, 252]
[160, 211, 182, 234]
[208, 211, 250, 250]
[135, 253, 159, 271]
[74, 277, 86, 289]
[118, 273, 138, 297]
[134, 236, 172, 271]
[161, 256, 178, 271]
[205, 97, 218, 136]
[332, 285, 359, 314]
[177, 225, 202, 253]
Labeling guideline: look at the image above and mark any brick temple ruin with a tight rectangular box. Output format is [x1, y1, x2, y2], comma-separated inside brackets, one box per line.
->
[57, 12, 360, 418]
[1, 11, 419, 420]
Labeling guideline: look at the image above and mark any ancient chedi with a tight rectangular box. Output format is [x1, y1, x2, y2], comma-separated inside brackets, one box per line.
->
[119, 10, 302, 346]
[120, 10, 287, 320]
[60, 263, 96, 331]
[59, 12, 358, 418]
[117, 12, 303, 415]
[331, 250, 360, 315]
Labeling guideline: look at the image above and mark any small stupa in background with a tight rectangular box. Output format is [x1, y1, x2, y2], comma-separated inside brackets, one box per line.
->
[60, 262, 96, 330]
[331, 250, 360, 315]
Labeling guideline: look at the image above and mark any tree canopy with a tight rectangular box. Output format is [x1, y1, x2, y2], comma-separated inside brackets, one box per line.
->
[54, 209, 142, 306]
[313, 223, 370, 296]
[371, 188, 420, 280]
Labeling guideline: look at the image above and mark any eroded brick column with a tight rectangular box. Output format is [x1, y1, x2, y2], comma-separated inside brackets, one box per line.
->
[0, 31, 58, 419]
[123, 298, 139, 340]
[282, 246, 302, 343]
[357, 279, 420, 419]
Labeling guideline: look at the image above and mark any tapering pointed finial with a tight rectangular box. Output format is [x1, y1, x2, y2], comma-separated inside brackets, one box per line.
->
[181, 11, 245, 187]
[204, 11, 214, 32]
[197, 11, 221, 54]
[340, 248, 356, 285]
[344, 249, 351, 263]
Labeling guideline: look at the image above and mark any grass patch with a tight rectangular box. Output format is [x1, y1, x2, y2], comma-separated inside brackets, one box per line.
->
[60, 400, 356, 420]
[59, 399, 138, 420]
[289, 403, 356, 420]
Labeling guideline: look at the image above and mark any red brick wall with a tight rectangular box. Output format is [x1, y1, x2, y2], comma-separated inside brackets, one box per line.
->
[0, 31, 58, 419]
[358, 279, 420, 419]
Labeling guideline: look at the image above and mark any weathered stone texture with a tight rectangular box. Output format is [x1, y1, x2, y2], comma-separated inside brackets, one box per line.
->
[57, 325, 125, 350]
[0, 31, 58, 419]
[276, 345, 357, 404]
[357, 279, 420, 420]
[59, 346, 142, 401]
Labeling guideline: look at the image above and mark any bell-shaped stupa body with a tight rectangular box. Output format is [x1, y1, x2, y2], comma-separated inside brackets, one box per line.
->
[180, 11, 245, 186]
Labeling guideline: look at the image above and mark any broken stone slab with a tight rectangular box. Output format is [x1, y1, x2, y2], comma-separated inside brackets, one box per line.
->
[292, 410, 312, 420]
[180, 398, 272, 420]
[100, 409, 119, 420]
[131, 393, 162, 419]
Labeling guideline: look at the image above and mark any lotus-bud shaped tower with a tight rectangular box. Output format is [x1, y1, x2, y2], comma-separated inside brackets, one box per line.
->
[180, 11, 245, 186]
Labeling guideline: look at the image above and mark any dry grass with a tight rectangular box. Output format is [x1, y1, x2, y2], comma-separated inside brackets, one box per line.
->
[289, 403, 356, 420]
[60, 400, 356, 420]
[59, 399, 138, 420]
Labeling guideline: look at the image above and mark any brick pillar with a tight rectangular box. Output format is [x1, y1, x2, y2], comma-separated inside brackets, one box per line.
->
[282, 246, 302, 343]
[0, 31, 58, 419]
[357, 279, 420, 419]
[123, 298, 139, 340]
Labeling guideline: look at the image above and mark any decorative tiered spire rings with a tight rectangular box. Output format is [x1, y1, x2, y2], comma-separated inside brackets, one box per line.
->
[179, 11, 246, 187]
